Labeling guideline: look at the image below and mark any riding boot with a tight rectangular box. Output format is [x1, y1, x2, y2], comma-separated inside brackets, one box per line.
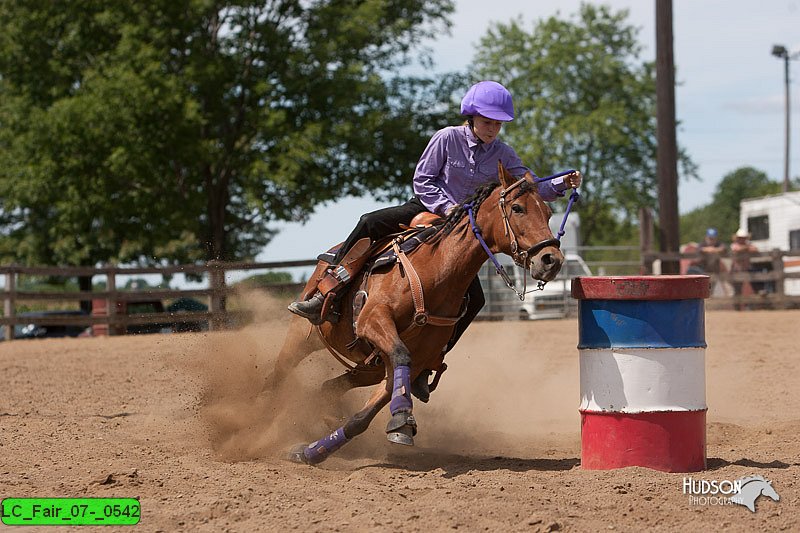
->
[287, 292, 326, 324]
[410, 369, 432, 403]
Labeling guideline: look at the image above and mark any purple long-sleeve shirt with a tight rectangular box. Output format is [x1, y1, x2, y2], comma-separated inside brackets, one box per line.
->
[413, 125, 567, 216]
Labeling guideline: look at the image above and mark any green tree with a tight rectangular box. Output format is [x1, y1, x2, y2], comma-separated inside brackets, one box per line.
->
[0, 0, 456, 268]
[471, 3, 695, 245]
[680, 166, 781, 244]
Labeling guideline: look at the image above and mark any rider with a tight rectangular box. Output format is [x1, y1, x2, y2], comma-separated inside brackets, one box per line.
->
[289, 81, 581, 391]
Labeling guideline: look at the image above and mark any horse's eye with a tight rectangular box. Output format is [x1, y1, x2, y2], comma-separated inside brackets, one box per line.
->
[511, 203, 524, 214]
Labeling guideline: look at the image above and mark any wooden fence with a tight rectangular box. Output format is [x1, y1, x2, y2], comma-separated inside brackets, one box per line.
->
[641, 249, 800, 310]
[0, 260, 313, 341]
[3, 249, 799, 340]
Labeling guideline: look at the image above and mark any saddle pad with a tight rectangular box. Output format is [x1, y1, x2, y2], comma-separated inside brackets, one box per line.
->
[369, 225, 440, 273]
[316, 242, 343, 264]
[317, 251, 337, 264]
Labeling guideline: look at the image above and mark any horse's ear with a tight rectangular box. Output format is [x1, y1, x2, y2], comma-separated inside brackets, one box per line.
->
[497, 161, 514, 189]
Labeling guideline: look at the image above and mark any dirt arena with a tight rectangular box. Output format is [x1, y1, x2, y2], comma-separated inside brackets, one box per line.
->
[1, 294, 797, 532]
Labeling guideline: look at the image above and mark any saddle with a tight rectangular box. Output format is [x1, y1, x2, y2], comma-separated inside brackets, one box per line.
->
[304, 211, 444, 303]
[304, 212, 460, 401]
[303, 212, 454, 374]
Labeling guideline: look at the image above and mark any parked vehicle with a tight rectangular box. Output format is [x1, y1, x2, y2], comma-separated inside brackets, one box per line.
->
[477, 254, 592, 321]
[477, 211, 584, 320]
[13, 310, 89, 340]
[739, 191, 800, 296]
[166, 297, 209, 332]
[90, 297, 208, 335]
[517, 254, 592, 320]
[124, 300, 172, 335]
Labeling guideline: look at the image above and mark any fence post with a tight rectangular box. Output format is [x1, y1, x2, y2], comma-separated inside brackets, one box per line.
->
[639, 207, 654, 274]
[772, 250, 786, 309]
[107, 268, 119, 335]
[3, 269, 16, 341]
[208, 261, 226, 331]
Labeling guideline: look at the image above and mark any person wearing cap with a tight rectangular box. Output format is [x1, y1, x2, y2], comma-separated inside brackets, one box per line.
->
[287, 80, 581, 400]
[730, 228, 759, 305]
[289, 81, 579, 339]
[290, 80, 580, 326]
[698, 228, 726, 271]
[693, 227, 728, 294]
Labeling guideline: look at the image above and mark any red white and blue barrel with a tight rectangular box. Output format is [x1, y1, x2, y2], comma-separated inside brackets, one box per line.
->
[571, 275, 710, 472]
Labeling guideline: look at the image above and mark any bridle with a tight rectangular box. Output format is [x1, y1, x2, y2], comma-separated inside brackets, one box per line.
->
[465, 169, 581, 301]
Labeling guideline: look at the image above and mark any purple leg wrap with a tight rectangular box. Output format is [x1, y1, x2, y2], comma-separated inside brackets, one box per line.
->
[389, 365, 413, 414]
[303, 427, 349, 465]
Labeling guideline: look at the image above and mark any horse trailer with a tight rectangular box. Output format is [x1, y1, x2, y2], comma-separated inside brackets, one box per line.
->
[739, 191, 800, 296]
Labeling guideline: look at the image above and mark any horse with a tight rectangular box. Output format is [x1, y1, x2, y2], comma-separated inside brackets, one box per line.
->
[730, 475, 780, 512]
[264, 162, 566, 465]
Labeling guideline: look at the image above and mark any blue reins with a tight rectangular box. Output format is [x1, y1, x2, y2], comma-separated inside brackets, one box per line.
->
[465, 169, 581, 300]
[534, 169, 581, 242]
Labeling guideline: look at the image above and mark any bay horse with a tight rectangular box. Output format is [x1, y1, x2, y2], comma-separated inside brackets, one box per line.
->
[265, 162, 566, 465]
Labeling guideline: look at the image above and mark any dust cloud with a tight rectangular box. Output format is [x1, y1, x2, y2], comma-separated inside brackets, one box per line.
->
[187, 290, 582, 462]
[187, 290, 361, 461]
[415, 320, 581, 457]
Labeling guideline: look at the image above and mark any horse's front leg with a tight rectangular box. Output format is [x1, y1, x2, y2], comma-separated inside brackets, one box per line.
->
[357, 304, 417, 446]
[288, 381, 390, 465]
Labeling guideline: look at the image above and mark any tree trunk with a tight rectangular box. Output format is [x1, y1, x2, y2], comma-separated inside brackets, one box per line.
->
[78, 275, 93, 313]
[205, 165, 228, 261]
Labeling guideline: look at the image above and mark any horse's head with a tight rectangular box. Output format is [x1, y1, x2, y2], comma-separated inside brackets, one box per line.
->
[762, 482, 780, 501]
[494, 162, 564, 282]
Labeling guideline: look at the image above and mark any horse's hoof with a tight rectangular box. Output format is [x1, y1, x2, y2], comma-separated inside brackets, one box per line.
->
[286, 444, 310, 464]
[411, 370, 432, 403]
[387, 430, 414, 446]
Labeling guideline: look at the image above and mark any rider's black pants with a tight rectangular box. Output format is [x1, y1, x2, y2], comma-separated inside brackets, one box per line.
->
[332, 197, 427, 263]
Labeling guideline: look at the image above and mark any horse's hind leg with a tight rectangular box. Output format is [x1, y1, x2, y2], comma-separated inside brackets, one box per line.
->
[288, 381, 391, 465]
[262, 315, 323, 392]
[321, 367, 384, 396]
[319, 368, 385, 427]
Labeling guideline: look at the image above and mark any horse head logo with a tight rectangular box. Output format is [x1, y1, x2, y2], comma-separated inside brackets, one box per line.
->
[731, 475, 780, 513]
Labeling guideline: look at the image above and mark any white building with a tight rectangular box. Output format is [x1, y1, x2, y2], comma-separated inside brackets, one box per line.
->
[739, 191, 800, 252]
[739, 191, 800, 296]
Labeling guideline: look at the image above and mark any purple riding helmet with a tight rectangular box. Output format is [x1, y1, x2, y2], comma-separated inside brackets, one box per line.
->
[460, 81, 515, 121]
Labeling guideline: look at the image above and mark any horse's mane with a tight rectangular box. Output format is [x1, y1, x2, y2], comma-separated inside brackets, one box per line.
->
[427, 182, 498, 243]
[427, 178, 538, 243]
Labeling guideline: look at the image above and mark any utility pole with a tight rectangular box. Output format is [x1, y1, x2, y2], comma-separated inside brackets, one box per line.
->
[655, 0, 680, 274]
[780, 48, 790, 193]
[772, 45, 799, 193]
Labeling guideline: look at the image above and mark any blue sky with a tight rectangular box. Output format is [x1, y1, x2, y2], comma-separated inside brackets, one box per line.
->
[260, 0, 800, 263]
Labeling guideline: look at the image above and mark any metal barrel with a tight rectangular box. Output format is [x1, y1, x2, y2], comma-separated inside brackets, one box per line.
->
[571, 275, 710, 472]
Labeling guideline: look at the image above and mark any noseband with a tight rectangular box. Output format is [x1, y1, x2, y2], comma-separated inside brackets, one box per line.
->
[465, 170, 581, 300]
[497, 176, 561, 268]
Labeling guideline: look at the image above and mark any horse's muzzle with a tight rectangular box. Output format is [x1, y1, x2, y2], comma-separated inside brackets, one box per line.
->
[529, 244, 564, 282]
[525, 238, 560, 257]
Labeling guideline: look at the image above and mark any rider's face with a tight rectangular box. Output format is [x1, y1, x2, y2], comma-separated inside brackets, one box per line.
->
[472, 115, 503, 143]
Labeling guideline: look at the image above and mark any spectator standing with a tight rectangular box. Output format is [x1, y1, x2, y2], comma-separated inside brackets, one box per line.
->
[688, 228, 728, 295]
[730, 228, 759, 308]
